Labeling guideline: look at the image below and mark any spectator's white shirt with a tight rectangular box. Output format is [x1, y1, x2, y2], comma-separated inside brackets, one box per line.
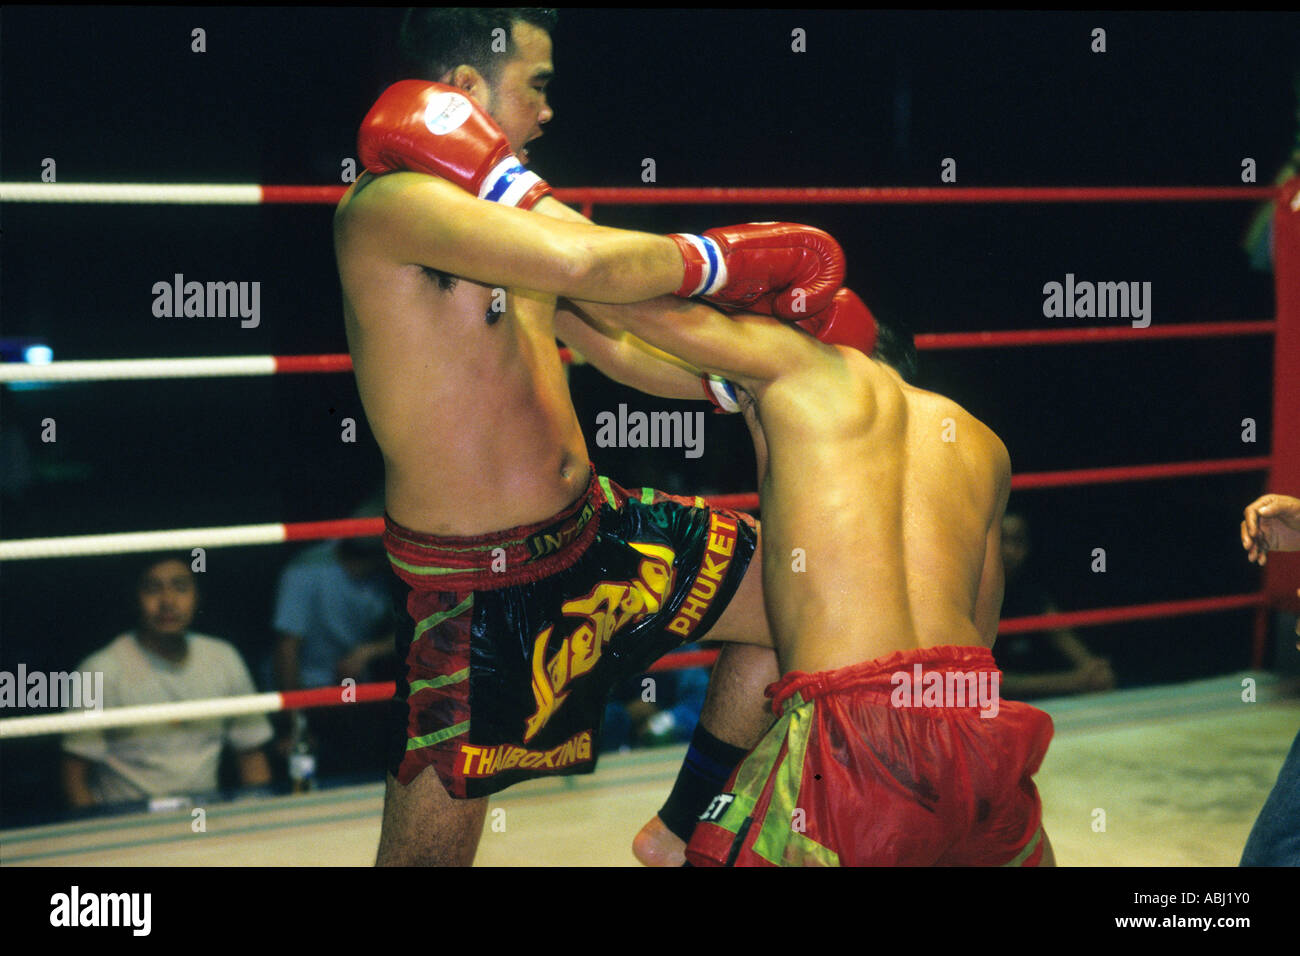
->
[62, 632, 273, 804]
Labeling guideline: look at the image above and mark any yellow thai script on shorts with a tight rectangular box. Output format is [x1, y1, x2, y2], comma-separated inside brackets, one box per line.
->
[459, 730, 593, 778]
[524, 543, 676, 741]
[667, 511, 738, 637]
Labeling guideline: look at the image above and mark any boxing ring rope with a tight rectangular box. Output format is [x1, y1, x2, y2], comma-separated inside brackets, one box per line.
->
[3, 178, 1296, 741]
[0, 593, 1271, 740]
[0, 457, 1274, 560]
[0, 322, 1277, 384]
[0, 648, 723, 740]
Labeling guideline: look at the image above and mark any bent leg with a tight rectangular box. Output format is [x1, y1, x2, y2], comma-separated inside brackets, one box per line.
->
[698, 641, 780, 746]
[704, 530, 774, 651]
[697, 530, 779, 744]
[376, 768, 488, 866]
[635, 641, 780, 865]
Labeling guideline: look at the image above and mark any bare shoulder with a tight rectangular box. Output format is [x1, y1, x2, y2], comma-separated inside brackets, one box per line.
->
[333, 171, 470, 256]
[333, 171, 403, 254]
[904, 383, 1010, 484]
[335, 171, 431, 231]
[757, 340, 892, 430]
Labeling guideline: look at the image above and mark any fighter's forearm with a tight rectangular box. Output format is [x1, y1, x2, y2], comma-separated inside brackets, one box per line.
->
[572, 296, 791, 388]
[533, 195, 590, 224]
[559, 302, 707, 401]
[539, 198, 787, 390]
[529, 195, 692, 302]
[596, 335, 709, 401]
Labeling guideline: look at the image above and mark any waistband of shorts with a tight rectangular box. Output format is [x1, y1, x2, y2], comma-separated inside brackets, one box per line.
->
[768, 644, 999, 714]
[383, 467, 604, 591]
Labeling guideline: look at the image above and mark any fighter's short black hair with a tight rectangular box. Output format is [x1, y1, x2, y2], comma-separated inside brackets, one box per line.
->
[399, 8, 558, 83]
[871, 311, 918, 383]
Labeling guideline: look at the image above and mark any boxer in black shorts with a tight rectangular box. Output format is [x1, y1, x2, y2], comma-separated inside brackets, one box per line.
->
[384, 469, 756, 798]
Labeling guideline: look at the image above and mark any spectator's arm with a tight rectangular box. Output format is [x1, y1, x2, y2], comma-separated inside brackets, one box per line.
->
[998, 669, 1100, 698]
[336, 637, 394, 682]
[273, 631, 304, 691]
[61, 754, 97, 808]
[1045, 602, 1116, 691]
[236, 748, 272, 787]
[1241, 493, 1300, 564]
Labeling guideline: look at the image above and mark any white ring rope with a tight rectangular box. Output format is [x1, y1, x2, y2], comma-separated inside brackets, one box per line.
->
[0, 524, 288, 560]
[0, 693, 288, 739]
[0, 183, 263, 204]
[1, 357, 277, 383]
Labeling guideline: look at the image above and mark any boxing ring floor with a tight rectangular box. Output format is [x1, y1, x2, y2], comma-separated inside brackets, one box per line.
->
[4, 672, 1296, 867]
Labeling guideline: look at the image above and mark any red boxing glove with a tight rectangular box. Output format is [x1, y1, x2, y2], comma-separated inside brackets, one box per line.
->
[358, 80, 552, 209]
[667, 223, 845, 320]
[795, 288, 878, 356]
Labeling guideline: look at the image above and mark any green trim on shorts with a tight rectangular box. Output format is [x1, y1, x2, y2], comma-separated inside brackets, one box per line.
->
[406, 720, 470, 752]
[597, 475, 618, 507]
[408, 668, 470, 695]
[782, 828, 841, 867]
[388, 554, 488, 577]
[384, 532, 503, 553]
[746, 692, 839, 866]
[412, 594, 474, 642]
[704, 691, 839, 866]
[1001, 826, 1043, 867]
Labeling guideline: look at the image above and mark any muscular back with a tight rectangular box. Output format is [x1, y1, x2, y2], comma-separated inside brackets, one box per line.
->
[752, 347, 1010, 674]
[333, 173, 589, 535]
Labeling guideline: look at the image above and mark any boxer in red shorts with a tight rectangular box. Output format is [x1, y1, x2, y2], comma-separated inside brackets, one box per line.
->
[570, 289, 1057, 866]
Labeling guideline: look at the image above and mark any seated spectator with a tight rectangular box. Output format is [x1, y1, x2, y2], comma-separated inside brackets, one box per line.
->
[61, 552, 273, 808]
[993, 512, 1117, 699]
[271, 534, 395, 777]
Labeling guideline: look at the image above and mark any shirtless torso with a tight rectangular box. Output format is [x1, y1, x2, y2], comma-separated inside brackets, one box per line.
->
[751, 346, 1009, 673]
[575, 293, 1055, 866]
[336, 171, 589, 536]
[574, 295, 1009, 670]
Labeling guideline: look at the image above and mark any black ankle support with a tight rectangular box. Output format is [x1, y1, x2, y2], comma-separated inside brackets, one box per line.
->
[657, 723, 749, 842]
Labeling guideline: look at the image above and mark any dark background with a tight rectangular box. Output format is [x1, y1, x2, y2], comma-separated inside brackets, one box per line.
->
[2, 8, 1297, 819]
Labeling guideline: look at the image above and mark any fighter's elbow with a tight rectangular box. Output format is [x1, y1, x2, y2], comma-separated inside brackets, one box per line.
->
[557, 242, 599, 297]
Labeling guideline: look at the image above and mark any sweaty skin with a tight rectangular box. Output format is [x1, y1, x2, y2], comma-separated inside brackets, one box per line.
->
[337, 188, 583, 534]
[335, 171, 688, 535]
[577, 295, 1056, 865]
[337, 22, 778, 866]
[574, 295, 1010, 671]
